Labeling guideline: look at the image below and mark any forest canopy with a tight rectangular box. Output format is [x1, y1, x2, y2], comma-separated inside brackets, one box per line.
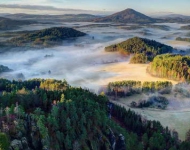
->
[147, 54, 190, 82]
[0, 78, 190, 150]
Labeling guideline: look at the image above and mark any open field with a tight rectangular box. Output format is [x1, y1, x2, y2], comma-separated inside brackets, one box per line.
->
[95, 58, 190, 140]
[97, 61, 178, 85]
[110, 93, 190, 140]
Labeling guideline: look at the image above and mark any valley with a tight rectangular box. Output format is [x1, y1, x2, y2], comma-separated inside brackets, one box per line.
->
[109, 92, 190, 140]
[1, 6, 190, 150]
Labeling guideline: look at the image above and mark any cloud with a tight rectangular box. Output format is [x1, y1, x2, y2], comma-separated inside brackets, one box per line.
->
[0, 4, 82, 11]
[1, 0, 70, 5]
[0, 4, 112, 15]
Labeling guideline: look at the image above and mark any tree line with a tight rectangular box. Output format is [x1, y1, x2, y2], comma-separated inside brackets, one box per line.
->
[107, 80, 172, 97]
[176, 37, 190, 42]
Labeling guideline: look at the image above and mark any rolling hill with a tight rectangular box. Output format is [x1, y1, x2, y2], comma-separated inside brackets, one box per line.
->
[94, 8, 156, 23]
[105, 37, 173, 63]
[7, 27, 86, 47]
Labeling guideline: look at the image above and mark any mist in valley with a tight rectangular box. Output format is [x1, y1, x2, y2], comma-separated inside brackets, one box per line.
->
[0, 33, 128, 92]
[1, 22, 190, 92]
[1, 19, 190, 141]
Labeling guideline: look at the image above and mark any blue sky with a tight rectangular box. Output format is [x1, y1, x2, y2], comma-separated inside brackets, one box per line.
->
[0, 0, 190, 15]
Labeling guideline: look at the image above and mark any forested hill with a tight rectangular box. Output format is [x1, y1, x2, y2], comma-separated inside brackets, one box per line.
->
[147, 54, 190, 81]
[7, 27, 86, 47]
[94, 8, 155, 23]
[176, 37, 190, 42]
[180, 25, 190, 30]
[0, 78, 190, 150]
[0, 17, 34, 30]
[105, 37, 173, 63]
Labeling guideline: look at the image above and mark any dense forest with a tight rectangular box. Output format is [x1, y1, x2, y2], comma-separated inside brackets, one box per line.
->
[105, 37, 173, 63]
[0, 65, 12, 74]
[176, 37, 190, 42]
[0, 78, 190, 150]
[147, 54, 190, 82]
[107, 80, 172, 97]
[7, 27, 86, 47]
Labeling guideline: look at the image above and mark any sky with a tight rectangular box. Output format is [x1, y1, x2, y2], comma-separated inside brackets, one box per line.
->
[0, 0, 190, 15]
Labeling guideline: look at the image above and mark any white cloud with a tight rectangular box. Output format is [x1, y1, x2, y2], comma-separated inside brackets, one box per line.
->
[0, 4, 111, 15]
[1, 0, 68, 6]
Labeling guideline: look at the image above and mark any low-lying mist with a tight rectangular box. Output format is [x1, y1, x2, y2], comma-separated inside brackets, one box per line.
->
[1, 22, 190, 92]
[0, 35, 127, 92]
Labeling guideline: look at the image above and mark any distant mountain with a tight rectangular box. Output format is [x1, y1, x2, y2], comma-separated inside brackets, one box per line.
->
[155, 14, 190, 23]
[160, 17, 190, 23]
[158, 14, 190, 19]
[0, 17, 34, 30]
[7, 27, 86, 47]
[5, 13, 100, 22]
[94, 8, 156, 23]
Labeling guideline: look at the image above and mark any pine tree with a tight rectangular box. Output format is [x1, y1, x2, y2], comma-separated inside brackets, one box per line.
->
[65, 134, 72, 149]
[60, 94, 65, 103]
[0, 132, 9, 150]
